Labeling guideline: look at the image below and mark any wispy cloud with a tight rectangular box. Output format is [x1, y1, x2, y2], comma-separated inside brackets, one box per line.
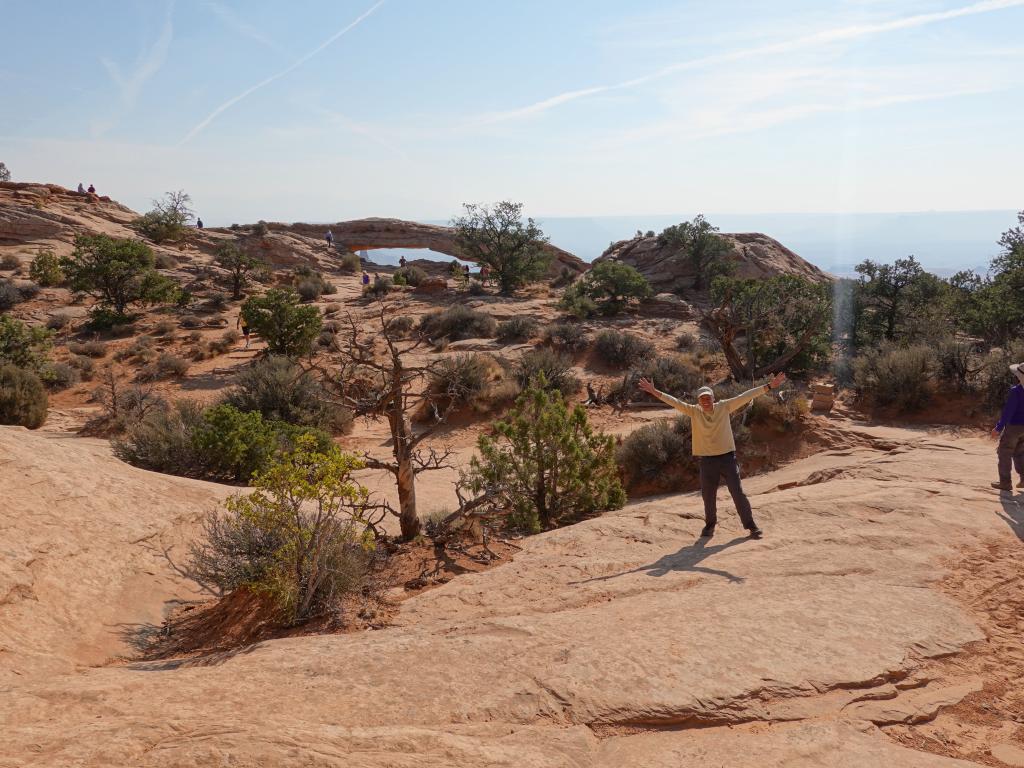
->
[206, 1, 286, 55]
[179, 0, 386, 145]
[471, 0, 1024, 126]
[101, 4, 174, 110]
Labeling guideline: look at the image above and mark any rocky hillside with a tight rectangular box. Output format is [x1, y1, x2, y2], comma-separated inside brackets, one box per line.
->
[2, 422, 1022, 766]
[596, 231, 832, 292]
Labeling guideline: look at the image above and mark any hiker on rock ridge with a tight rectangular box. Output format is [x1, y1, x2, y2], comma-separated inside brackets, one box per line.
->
[990, 362, 1024, 492]
[637, 373, 787, 539]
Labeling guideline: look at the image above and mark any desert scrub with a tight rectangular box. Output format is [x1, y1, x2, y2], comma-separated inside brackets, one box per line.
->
[418, 305, 496, 341]
[137, 352, 189, 381]
[617, 417, 695, 495]
[542, 322, 588, 352]
[515, 348, 580, 396]
[496, 317, 538, 343]
[593, 330, 654, 369]
[852, 343, 935, 412]
[0, 364, 48, 428]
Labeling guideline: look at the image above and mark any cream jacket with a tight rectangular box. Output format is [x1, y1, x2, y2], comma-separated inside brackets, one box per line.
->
[653, 386, 768, 456]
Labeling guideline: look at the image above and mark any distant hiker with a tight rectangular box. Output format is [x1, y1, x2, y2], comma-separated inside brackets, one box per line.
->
[87, 183, 95, 194]
[637, 373, 787, 539]
[325, 229, 334, 248]
[236, 313, 250, 349]
[990, 363, 1024, 492]
[77, 182, 85, 194]
[196, 218, 203, 229]
[361, 271, 370, 286]
[398, 255, 407, 268]
[480, 264, 490, 285]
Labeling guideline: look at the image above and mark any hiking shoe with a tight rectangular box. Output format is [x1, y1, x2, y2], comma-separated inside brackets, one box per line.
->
[748, 528, 764, 539]
[991, 481, 1013, 491]
[699, 525, 715, 538]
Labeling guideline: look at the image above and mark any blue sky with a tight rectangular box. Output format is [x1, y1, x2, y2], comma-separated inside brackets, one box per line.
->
[1, 0, 1022, 225]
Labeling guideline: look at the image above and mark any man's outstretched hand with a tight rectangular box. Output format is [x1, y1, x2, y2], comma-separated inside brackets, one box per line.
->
[769, 372, 787, 389]
[637, 377, 659, 397]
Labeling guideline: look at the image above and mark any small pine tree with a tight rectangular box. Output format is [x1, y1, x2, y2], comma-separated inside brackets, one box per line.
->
[29, 248, 64, 287]
[465, 376, 625, 532]
[215, 242, 265, 299]
[561, 261, 652, 316]
[241, 289, 322, 357]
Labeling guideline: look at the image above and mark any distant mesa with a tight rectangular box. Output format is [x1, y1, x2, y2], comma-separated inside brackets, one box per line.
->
[596, 231, 832, 292]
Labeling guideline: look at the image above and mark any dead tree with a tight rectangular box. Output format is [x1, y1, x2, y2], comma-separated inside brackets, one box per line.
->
[315, 303, 459, 541]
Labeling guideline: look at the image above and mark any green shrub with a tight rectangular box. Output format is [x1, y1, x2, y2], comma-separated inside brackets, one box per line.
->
[594, 330, 655, 369]
[617, 417, 695, 494]
[463, 379, 625, 532]
[68, 355, 94, 380]
[515, 348, 580, 396]
[980, 341, 1024, 411]
[43, 362, 79, 391]
[542, 322, 588, 352]
[295, 278, 323, 302]
[419, 305, 496, 341]
[187, 435, 374, 622]
[85, 308, 135, 333]
[241, 289, 322, 357]
[292, 266, 334, 301]
[191, 404, 281, 483]
[558, 286, 598, 319]
[394, 265, 427, 286]
[0, 364, 48, 428]
[0, 280, 22, 310]
[133, 190, 193, 244]
[152, 319, 176, 336]
[225, 355, 353, 434]
[0, 254, 21, 271]
[496, 317, 538, 343]
[559, 261, 652, 316]
[29, 249, 64, 286]
[852, 344, 935, 412]
[62, 234, 178, 316]
[934, 336, 980, 393]
[340, 251, 362, 272]
[0, 316, 52, 372]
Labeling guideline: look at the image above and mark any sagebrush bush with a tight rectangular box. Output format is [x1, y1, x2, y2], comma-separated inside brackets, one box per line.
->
[138, 352, 189, 381]
[292, 266, 334, 301]
[113, 400, 204, 476]
[594, 330, 654, 369]
[543, 322, 589, 352]
[153, 252, 178, 270]
[853, 344, 934, 412]
[934, 336, 979, 393]
[225, 355, 353, 434]
[385, 315, 415, 336]
[68, 354, 94, 380]
[152, 319, 176, 336]
[0, 280, 22, 310]
[515, 348, 580, 396]
[17, 281, 40, 300]
[364, 275, 392, 298]
[43, 362, 79, 391]
[980, 341, 1024, 411]
[428, 354, 491, 410]
[188, 436, 374, 623]
[676, 331, 697, 351]
[0, 364, 48, 428]
[323, 302, 341, 316]
[468, 279, 486, 295]
[0, 254, 21, 271]
[394, 265, 427, 286]
[68, 339, 107, 358]
[617, 417, 695, 494]
[633, 354, 703, 398]
[419, 305, 496, 341]
[340, 252, 362, 272]
[46, 312, 72, 331]
[496, 317, 538, 343]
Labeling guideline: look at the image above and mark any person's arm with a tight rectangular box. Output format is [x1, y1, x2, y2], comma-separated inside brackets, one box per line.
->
[995, 387, 1019, 433]
[723, 372, 787, 414]
[636, 377, 696, 416]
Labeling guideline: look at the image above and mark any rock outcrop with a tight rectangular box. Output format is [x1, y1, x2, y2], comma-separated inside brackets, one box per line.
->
[596, 231, 831, 292]
[2, 421, 1021, 766]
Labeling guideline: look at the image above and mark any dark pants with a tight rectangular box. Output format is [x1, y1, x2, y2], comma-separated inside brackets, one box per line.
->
[998, 425, 1024, 484]
[699, 452, 757, 530]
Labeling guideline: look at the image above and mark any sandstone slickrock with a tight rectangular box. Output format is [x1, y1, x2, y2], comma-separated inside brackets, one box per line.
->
[596, 231, 832, 292]
[2, 421, 1021, 766]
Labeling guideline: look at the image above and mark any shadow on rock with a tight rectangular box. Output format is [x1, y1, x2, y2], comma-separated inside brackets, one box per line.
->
[573, 535, 750, 585]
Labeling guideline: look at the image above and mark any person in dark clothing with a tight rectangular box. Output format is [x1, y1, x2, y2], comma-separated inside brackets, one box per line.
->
[196, 218, 203, 229]
[87, 183, 95, 194]
[398, 255, 407, 267]
[991, 362, 1024, 492]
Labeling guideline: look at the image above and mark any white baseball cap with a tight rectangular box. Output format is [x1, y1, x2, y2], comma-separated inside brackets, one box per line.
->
[696, 386, 715, 399]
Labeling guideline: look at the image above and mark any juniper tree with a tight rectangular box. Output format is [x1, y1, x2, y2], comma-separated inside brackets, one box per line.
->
[61, 234, 177, 317]
[451, 201, 551, 295]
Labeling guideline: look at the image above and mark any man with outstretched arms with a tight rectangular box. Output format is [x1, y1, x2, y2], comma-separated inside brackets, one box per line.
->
[637, 372, 787, 539]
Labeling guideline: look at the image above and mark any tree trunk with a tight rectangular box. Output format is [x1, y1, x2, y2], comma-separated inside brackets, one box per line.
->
[389, 397, 421, 540]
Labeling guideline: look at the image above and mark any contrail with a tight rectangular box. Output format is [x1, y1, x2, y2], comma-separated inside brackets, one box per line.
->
[180, 0, 385, 144]
[473, 0, 1024, 125]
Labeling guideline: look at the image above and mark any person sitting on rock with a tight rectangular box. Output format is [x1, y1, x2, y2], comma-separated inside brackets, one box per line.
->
[637, 372, 787, 539]
[87, 183, 96, 194]
[361, 271, 370, 286]
[990, 362, 1024, 492]
[77, 182, 86, 193]
[196, 218, 203, 229]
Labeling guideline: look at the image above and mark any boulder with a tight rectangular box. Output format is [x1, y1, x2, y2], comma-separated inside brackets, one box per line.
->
[413, 276, 448, 294]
